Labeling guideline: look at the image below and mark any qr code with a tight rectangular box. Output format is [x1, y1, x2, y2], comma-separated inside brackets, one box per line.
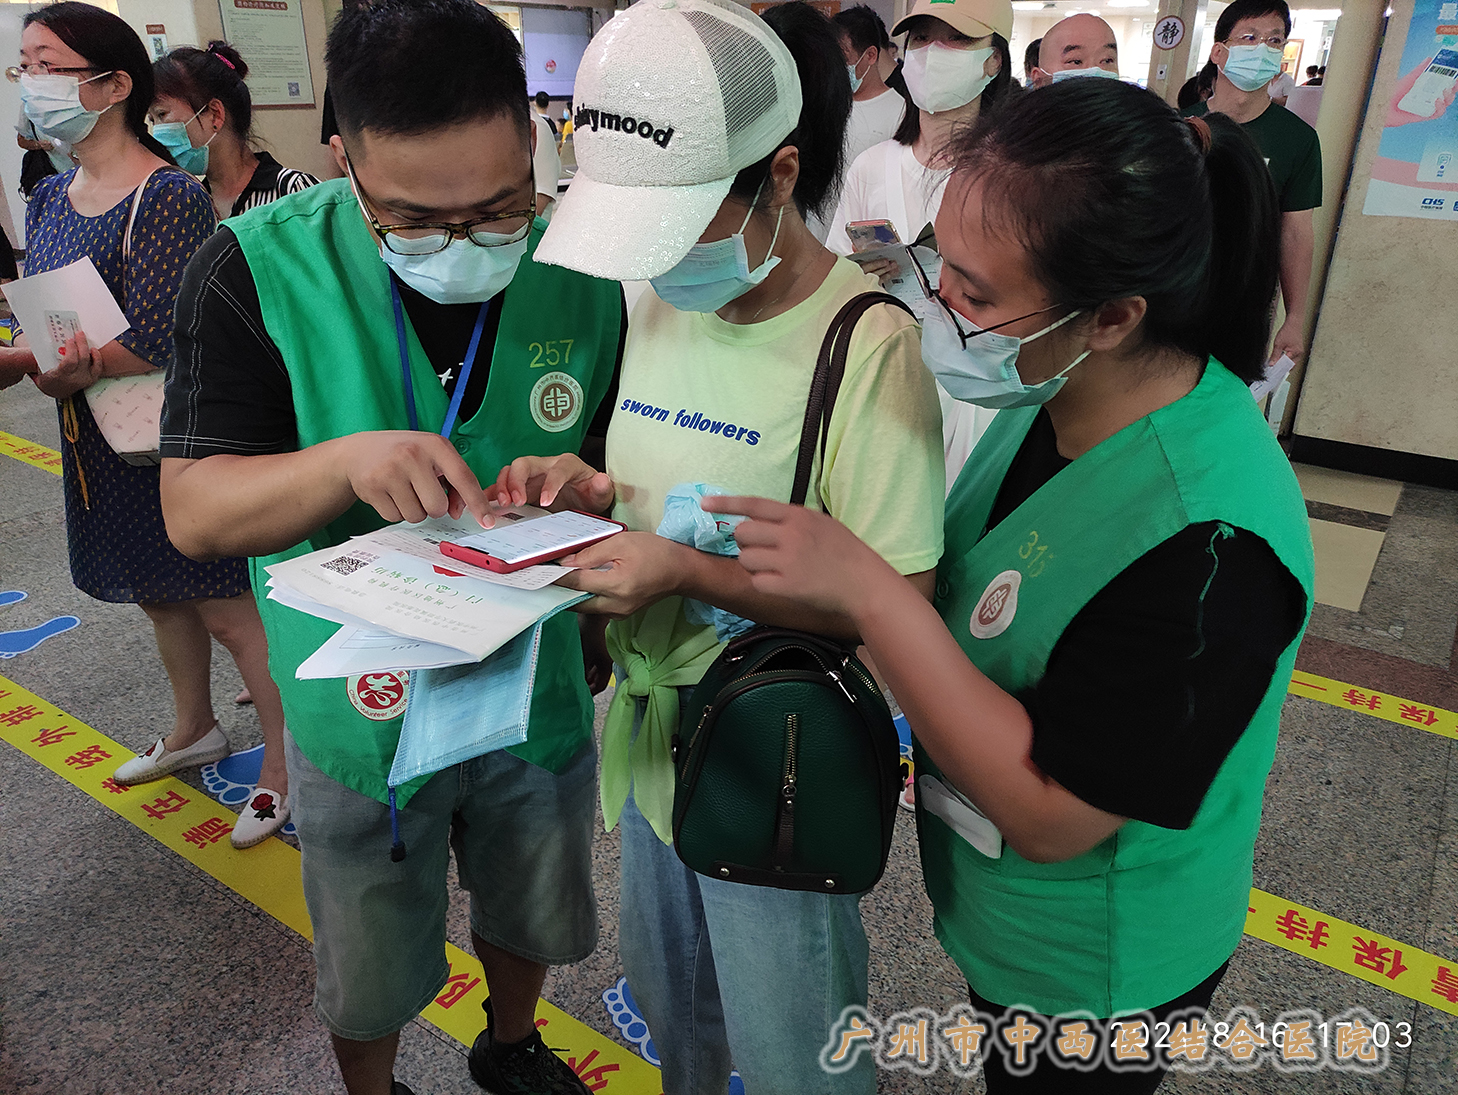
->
[322, 554, 370, 576]
[287, 81, 300, 97]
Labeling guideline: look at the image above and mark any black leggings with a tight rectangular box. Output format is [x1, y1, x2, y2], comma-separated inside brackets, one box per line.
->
[971, 963, 1229, 1094]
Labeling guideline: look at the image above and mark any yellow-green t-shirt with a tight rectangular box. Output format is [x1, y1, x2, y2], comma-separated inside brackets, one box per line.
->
[607, 256, 946, 661]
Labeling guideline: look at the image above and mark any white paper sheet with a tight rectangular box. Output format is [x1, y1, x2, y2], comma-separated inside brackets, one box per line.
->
[265, 548, 586, 661]
[1, 257, 129, 369]
[1251, 353, 1297, 402]
[295, 625, 476, 679]
[265, 581, 382, 632]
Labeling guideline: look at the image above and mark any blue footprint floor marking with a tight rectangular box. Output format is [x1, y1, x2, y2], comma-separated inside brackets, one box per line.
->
[0, 591, 80, 658]
[602, 976, 744, 1093]
[201, 744, 297, 836]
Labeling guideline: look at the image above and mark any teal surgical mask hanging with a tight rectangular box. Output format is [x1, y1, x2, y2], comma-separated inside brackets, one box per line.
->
[152, 104, 215, 175]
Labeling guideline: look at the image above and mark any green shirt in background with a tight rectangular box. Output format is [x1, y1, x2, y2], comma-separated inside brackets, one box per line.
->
[1184, 100, 1322, 212]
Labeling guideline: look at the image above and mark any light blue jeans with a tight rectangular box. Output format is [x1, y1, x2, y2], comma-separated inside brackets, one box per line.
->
[617, 688, 875, 1095]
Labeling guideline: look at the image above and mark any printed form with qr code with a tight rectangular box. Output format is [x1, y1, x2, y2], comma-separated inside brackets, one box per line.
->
[264, 508, 589, 679]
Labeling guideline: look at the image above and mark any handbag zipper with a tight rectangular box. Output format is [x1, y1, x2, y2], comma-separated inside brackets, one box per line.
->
[773, 712, 799, 871]
[678, 670, 827, 791]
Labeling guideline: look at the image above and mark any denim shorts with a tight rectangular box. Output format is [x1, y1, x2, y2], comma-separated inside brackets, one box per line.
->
[285, 731, 599, 1040]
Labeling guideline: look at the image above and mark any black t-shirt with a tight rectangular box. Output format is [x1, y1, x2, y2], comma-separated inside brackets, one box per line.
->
[162, 226, 624, 459]
[983, 408, 1306, 830]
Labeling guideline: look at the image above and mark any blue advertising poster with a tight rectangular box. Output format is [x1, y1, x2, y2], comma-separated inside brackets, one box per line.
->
[1364, 1, 1458, 217]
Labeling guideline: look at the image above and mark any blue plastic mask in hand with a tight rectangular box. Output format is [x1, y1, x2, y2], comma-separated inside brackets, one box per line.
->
[657, 483, 755, 642]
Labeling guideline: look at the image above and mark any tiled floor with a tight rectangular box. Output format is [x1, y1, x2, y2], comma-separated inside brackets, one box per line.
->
[2, 381, 1455, 1094]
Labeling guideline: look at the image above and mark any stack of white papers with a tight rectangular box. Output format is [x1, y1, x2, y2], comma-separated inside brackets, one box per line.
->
[266, 510, 589, 679]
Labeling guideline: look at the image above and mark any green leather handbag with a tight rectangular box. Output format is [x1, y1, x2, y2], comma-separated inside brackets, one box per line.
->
[670, 293, 912, 895]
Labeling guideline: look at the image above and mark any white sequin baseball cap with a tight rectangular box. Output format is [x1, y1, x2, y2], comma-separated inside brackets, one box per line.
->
[534, 0, 803, 281]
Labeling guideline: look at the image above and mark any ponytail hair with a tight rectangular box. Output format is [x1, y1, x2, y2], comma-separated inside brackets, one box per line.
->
[728, 0, 851, 221]
[894, 33, 1012, 147]
[1200, 111, 1281, 378]
[154, 42, 253, 140]
[945, 79, 1279, 382]
[23, 2, 175, 166]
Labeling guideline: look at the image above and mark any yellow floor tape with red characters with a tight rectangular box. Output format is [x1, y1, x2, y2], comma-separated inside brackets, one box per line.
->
[0, 673, 663, 1093]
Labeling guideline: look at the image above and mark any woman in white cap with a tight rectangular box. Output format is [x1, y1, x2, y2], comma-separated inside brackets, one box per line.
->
[507, 1, 944, 1090]
[829, 0, 1015, 487]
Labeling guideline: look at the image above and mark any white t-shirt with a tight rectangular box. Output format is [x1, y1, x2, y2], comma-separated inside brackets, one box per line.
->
[1269, 72, 1297, 99]
[532, 114, 561, 206]
[808, 90, 909, 243]
[825, 139, 950, 255]
[822, 140, 986, 488]
[845, 89, 906, 179]
[608, 257, 946, 655]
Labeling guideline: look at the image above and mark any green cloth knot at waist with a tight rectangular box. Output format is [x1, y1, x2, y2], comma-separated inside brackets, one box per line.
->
[601, 598, 723, 844]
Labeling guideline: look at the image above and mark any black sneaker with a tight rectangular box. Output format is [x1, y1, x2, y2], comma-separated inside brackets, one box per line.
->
[468, 997, 590, 1095]
[392, 1083, 418, 1095]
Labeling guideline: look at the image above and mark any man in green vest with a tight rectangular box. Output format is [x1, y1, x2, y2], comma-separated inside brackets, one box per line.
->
[158, 2, 624, 1093]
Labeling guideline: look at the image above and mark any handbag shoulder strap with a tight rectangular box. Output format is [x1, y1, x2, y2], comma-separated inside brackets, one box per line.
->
[120, 165, 166, 305]
[790, 291, 915, 508]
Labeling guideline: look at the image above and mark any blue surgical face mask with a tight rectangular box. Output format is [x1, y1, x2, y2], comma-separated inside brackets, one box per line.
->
[1050, 66, 1122, 83]
[152, 105, 214, 175]
[380, 234, 529, 305]
[1221, 43, 1283, 92]
[20, 71, 116, 145]
[650, 195, 784, 314]
[847, 56, 865, 94]
[349, 174, 530, 304]
[920, 298, 1088, 409]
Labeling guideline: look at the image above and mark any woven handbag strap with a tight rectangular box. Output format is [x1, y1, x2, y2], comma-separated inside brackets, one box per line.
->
[789, 291, 915, 507]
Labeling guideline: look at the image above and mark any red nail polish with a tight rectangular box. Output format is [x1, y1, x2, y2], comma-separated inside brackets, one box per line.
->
[58, 346, 66, 355]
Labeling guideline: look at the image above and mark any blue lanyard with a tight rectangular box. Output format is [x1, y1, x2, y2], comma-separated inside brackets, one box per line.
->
[390, 278, 492, 438]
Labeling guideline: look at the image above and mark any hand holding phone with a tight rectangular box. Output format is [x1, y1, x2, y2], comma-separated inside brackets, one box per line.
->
[441, 509, 626, 573]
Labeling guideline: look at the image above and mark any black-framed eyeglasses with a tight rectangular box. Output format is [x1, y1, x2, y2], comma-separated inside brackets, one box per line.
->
[905, 249, 1061, 348]
[5, 63, 104, 82]
[344, 153, 534, 256]
[932, 292, 1061, 349]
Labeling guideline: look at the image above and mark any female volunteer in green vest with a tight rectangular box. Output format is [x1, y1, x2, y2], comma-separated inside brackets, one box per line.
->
[501, 2, 943, 1091]
[705, 80, 1315, 1091]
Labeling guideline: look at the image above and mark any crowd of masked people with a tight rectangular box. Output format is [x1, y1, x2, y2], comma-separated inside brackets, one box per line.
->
[0, 1, 1320, 1093]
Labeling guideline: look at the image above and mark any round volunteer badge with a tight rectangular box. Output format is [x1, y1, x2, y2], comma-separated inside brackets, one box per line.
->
[530, 371, 585, 433]
[969, 570, 1021, 640]
[346, 671, 410, 720]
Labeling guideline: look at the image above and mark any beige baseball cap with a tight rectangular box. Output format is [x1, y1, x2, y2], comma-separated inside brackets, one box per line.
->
[892, 0, 1013, 41]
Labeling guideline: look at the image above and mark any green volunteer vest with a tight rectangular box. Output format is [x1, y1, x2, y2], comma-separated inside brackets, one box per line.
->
[229, 179, 621, 806]
[923, 360, 1314, 1016]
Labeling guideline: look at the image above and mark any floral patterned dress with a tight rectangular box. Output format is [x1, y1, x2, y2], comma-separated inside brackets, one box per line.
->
[26, 166, 249, 603]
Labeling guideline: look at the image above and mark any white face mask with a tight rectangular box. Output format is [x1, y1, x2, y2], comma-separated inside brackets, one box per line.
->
[20, 71, 116, 145]
[902, 43, 995, 113]
[1050, 66, 1122, 83]
[920, 297, 1088, 409]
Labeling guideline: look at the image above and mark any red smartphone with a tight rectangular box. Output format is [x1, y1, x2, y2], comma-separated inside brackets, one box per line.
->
[440, 509, 625, 574]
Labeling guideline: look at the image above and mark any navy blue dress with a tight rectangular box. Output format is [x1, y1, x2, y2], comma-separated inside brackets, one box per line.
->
[26, 166, 249, 603]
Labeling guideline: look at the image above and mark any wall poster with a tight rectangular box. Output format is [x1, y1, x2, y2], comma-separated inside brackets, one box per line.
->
[217, 0, 315, 108]
[1363, 0, 1458, 218]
